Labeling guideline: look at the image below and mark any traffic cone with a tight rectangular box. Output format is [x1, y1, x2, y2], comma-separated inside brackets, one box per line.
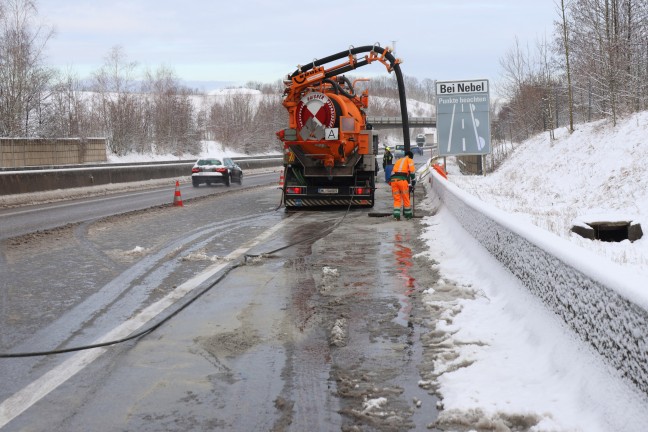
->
[173, 180, 183, 207]
[279, 172, 284, 187]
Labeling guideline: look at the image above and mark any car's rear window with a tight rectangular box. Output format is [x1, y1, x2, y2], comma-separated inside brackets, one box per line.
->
[197, 159, 222, 166]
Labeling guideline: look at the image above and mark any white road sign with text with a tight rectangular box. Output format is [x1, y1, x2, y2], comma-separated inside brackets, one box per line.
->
[436, 79, 491, 156]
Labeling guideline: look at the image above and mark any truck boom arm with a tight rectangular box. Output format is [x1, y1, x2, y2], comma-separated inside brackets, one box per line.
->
[283, 44, 411, 151]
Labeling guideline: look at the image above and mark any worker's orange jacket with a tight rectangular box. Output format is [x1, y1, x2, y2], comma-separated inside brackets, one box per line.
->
[390, 156, 415, 181]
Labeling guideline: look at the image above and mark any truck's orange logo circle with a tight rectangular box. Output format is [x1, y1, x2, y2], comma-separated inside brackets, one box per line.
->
[296, 92, 336, 130]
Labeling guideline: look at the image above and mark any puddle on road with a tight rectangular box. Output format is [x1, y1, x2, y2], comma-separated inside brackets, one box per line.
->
[393, 232, 417, 328]
[290, 214, 443, 430]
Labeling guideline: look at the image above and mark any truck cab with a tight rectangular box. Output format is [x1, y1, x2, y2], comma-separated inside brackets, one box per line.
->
[416, 133, 426, 147]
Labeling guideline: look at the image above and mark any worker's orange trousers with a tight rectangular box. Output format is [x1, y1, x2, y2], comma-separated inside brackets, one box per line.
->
[391, 179, 412, 220]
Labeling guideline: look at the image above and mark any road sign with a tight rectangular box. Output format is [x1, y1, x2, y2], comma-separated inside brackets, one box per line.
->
[435, 79, 491, 156]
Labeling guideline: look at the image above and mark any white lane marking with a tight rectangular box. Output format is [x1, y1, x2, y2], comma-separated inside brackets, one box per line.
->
[0, 189, 170, 217]
[469, 102, 480, 147]
[447, 104, 456, 153]
[0, 213, 299, 428]
[0, 173, 276, 218]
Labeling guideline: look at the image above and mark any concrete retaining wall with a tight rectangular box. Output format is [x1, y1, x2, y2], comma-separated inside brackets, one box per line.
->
[0, 158, 282, 195]
[0, 138, 107, 167]
[426, 170, 648, 395]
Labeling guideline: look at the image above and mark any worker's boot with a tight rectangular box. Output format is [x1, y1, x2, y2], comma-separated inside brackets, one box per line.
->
[393, 209, 401, 221]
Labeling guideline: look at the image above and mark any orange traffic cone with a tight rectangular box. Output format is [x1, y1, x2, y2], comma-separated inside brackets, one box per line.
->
[279, 172, 284, 187]
[173, 180, 183, 207]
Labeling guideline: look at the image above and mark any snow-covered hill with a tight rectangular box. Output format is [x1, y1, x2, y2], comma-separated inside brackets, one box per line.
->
[446, 111, 648, 275]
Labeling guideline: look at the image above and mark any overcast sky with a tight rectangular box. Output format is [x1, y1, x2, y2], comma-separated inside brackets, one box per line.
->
[37, 0, 558, 91]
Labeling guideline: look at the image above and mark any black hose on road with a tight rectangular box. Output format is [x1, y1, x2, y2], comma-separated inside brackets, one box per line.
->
[0, 201, 355, 358]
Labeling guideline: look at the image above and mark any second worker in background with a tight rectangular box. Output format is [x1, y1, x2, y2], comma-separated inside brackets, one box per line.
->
[382, 146, 394, 183]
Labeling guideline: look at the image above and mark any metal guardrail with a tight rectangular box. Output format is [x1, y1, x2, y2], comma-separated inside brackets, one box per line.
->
[0, 155, 283, 172]
[367, 116, 436, 128]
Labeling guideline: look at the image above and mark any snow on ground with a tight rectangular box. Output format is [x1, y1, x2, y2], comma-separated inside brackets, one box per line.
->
[420, 203, 648, 431]
[106, 140, 250, 163]
[446, 111, 648, 273]
[421, 111, 648, 430]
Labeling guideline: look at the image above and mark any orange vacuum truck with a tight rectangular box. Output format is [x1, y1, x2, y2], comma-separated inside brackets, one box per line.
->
[276, 44, 411, 208]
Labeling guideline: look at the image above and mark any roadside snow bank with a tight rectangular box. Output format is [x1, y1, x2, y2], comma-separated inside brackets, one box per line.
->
[417, 198, 648, 431]
[425, 170, 648, 396]
[448, 112, 648, 271]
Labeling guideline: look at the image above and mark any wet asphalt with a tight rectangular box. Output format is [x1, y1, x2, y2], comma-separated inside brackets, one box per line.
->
[1, 157, 442, 431]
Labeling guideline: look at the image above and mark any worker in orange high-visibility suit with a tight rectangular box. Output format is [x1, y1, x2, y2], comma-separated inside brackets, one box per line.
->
[390, 150, 416, 220]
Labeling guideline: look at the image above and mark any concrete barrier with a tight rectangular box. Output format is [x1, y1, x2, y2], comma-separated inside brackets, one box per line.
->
[425, 169, 648, 396]
[0, 158, 282, 195]
[0, 138, 107, 168]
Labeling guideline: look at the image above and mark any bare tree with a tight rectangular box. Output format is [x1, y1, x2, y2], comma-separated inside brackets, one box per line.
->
[421, 78, 436, 105]
[208, 92, 256, 153]
[564, 0, 648, 125]
[0, 0, 54, 136]
[498, 38, 547, 140]
[91, 46, 144, 155]
[42, 68, 89, 137]
[559, 0, 575, 132]
[143, 66, 200, 155]
[252, 94, 285, 153]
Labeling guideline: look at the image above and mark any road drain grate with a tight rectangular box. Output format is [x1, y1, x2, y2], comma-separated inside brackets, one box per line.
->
[571, 219, 643, 242]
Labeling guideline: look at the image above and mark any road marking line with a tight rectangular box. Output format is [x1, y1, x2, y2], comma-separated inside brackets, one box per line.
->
[469, 102, 480, 147]
[447, 104, 456, 153]
[0, 213, 299, 428]
[0, 189, 167, 217]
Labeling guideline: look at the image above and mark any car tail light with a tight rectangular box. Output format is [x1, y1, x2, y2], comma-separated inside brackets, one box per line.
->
[191, 167, 200, 173]
[286, 186, 305, 194]
[215, 167, 227, 173]
[353, 187, 369, 195]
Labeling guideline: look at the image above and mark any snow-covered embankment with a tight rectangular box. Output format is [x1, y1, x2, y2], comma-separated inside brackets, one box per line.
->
[425, 170, 648, 395]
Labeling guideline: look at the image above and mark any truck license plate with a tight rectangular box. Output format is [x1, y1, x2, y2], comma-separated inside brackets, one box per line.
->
[318, 188, 338, 194]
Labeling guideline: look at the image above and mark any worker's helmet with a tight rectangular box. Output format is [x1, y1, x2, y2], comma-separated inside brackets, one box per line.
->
[385, 147, 391, 151]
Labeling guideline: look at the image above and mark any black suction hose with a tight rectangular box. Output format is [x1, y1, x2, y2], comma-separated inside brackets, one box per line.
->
[323, 77, 355, 100]
[322, 78, 340, 94]
[337, 76, 356, 98]
[392, 62, 410, 152]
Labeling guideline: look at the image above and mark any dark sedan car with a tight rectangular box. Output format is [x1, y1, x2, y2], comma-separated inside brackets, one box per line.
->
[191, 157, 243, 187]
